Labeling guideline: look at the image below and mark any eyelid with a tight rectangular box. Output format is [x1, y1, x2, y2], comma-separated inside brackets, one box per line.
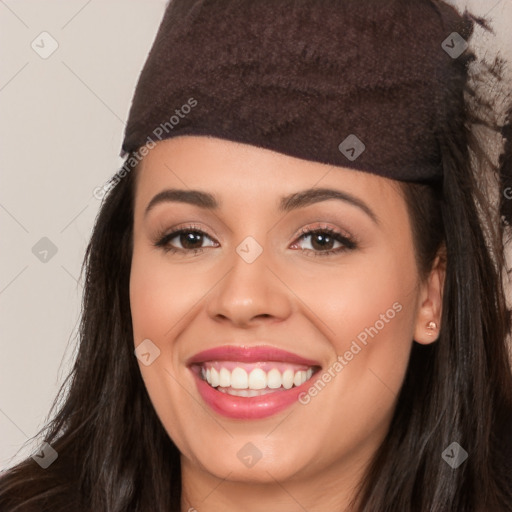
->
[293, 222, 356, 243]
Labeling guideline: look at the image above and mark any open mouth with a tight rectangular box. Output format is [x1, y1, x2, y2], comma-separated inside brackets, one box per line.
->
[187, 345, 323, 419]
[191, 361, 321, 398]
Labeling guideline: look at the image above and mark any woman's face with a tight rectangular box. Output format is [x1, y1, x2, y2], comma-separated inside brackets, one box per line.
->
[129, 135, 442, 495]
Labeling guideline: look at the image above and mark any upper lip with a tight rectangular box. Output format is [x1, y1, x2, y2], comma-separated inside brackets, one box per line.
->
[187, 345, 322, 367]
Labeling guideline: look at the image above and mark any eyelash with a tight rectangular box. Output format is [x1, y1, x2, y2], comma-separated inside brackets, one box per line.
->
[153, 224, 358, 257]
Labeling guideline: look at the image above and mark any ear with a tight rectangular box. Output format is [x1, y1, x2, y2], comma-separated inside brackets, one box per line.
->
[413, 246, 446, 344]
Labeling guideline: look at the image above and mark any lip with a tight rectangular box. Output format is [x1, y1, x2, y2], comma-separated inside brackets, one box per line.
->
[187, 345, 322, 420]
[187, 345, 321, 366]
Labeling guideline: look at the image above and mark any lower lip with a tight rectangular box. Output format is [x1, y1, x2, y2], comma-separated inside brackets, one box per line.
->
[191, 368, 316, 420]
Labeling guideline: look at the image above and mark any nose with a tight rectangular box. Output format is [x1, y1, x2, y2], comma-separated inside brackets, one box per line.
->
[205, 238, 293, 328]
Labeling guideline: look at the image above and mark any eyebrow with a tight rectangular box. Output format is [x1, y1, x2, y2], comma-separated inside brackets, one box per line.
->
[144, 187, 379, 225]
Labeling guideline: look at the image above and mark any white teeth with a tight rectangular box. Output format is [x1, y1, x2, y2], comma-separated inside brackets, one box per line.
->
[294, 370, 304, 387]
[201, 364, 317, 392]
[282, 369, 294, 389]
[231, 367, 248, 389]
[266, 368, 282, 389]
[248, 368, 267, 389]
[219, 367, 231, 387]
[210, 367, 220, 387]
[217, 387, 276, 397]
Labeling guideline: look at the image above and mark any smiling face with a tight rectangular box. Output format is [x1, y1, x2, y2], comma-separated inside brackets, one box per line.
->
[129, 135, 443, 506]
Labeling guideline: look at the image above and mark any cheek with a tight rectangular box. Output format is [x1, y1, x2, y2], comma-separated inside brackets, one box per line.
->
[295, 248, 417, 350]
[300, 249, 418, 429]
[128, 246, 203, 452]
[293, 247, 417, 390]
[129, 247, 207, 342]
[342, 252, 415, 368]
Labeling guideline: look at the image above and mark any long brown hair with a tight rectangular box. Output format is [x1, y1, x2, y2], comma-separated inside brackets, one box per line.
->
[1, 5, 512, 512]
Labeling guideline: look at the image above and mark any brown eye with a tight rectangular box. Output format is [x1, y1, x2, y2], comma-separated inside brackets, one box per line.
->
[154, 227, 218, 254]
[292, 227, 357, 256]
[174, 231, 205, 250]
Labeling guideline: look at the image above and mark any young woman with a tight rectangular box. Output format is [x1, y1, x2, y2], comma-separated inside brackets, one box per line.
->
[1, 0, 512, 511]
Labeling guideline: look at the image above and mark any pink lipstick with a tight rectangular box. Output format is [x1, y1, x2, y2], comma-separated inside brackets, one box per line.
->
[188, 345, 321, 419]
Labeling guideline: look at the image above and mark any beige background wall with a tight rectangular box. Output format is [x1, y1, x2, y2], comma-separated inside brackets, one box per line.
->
[1, 0, 511, 468]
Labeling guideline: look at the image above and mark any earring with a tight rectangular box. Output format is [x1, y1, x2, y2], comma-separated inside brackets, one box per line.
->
[426, 321, 437, 334]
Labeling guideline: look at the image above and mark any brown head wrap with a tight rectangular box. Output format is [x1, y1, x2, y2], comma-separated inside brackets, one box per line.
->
[121, 0, 477, 183]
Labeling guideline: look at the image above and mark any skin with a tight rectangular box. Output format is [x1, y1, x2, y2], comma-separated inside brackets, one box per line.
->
[129, 135, 445, 512]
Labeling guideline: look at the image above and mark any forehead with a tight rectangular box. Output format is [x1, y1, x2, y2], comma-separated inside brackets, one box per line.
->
[135, 136, 402, 205]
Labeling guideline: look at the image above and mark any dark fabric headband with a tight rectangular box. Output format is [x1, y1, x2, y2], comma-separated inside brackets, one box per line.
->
[121, 0, 477, 183]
